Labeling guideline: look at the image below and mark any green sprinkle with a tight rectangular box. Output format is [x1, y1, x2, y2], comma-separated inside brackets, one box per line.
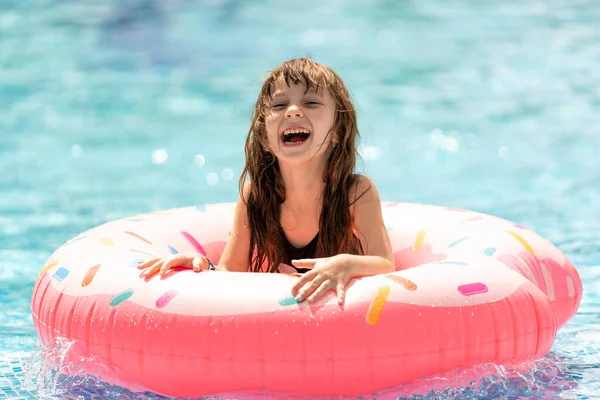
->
[110, 289, 134, 307]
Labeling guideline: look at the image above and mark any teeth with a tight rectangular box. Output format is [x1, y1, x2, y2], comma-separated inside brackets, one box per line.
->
[282, 128, 310, 136]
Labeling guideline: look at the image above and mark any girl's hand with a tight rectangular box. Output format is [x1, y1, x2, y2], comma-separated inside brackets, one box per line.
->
[137, 253, 212, 279]
[290, 254, 353, 305]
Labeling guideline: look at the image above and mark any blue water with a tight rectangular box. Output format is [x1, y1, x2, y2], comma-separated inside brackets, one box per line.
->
[1, 1, 599, 399]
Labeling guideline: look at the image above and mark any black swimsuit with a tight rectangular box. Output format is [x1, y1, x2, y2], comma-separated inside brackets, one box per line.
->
[281, 229, 319, 274]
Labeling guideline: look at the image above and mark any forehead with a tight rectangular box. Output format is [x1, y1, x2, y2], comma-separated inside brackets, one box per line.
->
[270, 80, 325, 98]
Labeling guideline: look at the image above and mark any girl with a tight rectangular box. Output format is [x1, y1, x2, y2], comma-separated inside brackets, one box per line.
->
[138, 57, 395, 305]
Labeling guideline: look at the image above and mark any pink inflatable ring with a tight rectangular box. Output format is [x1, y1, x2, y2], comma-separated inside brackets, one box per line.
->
[31, 202, 582, 397]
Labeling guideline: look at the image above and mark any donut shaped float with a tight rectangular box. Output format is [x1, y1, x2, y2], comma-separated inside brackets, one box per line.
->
[30, 202, 582, 397]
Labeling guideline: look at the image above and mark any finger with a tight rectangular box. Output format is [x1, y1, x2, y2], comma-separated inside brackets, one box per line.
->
[291, 258, 320, 268]
[295, 275, 325, 302]
[159, 256, 185, 276]
[137, 258, 160, 269]
[307, 281, 334, 303]
[140, 260, 163, 278]
[192, 257, 203, 272]
[291, 269, 319, 295]
[336, 282, 346, 305]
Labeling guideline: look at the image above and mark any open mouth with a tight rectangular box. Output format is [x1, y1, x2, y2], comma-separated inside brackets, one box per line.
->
[281, 128, 311, 145]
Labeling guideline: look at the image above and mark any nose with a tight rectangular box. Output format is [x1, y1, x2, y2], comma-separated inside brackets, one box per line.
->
[285, 104, 303, 119]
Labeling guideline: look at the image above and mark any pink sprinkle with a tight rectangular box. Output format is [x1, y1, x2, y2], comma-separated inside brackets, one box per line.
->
[458, 282, 489, 296]
[460, 216, 484, 225]
[180, 231, 206, 255]
[156, 290, 179, 309]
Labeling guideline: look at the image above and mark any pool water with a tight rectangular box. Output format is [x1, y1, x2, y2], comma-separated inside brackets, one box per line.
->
[1, 1, 599, 399]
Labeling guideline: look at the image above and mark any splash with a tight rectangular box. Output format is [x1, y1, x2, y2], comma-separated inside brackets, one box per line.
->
[16, 345, 581, 399]
[381, 355, 579, 400]
[20, 338, 164, 399]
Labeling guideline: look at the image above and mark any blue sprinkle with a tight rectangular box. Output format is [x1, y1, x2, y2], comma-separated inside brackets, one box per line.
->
[53, 267, 70, 281]
[279, 296, 303, 306]
[110, 289, 134, 307]
[168, 245, 179, 254]
[448, 236, 469, 248]
[130, 258, 145, 268]
[129, 249, 155, 257]
[385, 225, 392, 231]
[482, 247, 496, 256]
[432, 261, 468, 266]
[195, 204, 207, 212]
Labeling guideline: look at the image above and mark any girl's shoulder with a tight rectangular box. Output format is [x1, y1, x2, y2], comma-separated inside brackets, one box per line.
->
[350, 174, 375, 202]
[349, 174, 381, 210]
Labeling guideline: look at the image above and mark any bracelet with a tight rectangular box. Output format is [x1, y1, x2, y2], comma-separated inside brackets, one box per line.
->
[206, 257, 216, 271]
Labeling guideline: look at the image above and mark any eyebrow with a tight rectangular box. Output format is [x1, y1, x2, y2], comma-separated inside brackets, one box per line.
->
[271, 88, 321, 98]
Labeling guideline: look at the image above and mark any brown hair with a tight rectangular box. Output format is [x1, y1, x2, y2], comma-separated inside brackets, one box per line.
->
[239, 57, 365, 272]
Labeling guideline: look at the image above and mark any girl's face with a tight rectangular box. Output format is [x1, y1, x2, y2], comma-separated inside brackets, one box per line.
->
[264, 81, 336, 165]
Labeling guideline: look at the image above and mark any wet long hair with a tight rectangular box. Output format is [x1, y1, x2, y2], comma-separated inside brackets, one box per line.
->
[240, 58, 366, 272]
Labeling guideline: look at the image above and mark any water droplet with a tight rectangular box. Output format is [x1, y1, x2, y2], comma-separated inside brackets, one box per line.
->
[207, 172, 219, 185]
[498, 146, 509, 159]
[222, 168, 234, 180]
[152, 148, 168, 164]
[194, 154, 206, 168]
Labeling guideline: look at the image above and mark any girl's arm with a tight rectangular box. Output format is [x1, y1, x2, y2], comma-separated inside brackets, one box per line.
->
[217, 182, 252, 272]
[346, 175, 395, 275]
[291, 176, 395, 303]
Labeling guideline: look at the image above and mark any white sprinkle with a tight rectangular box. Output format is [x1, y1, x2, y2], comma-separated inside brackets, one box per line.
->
[498, 146, 509, 159]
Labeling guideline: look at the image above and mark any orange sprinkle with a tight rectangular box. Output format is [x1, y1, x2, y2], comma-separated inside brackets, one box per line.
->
[100, 237, 114, 247]
[366, 285, 391, 325]
[123, 231, 152, 245]
[39, 260, 59, 276]
[414, 229, 427, 250]
[386, 275, 417, 291]
[506, 230, 534, 254]
[82, 264, 101, 287]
